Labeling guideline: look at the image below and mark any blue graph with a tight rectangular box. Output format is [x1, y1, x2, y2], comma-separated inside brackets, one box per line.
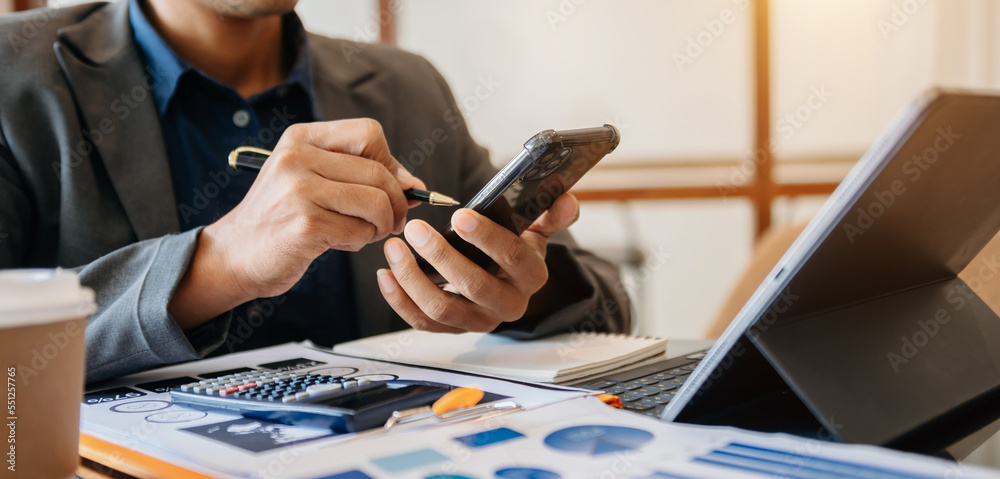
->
[544, 425, 654, 456]
[495, 468, 561, 479]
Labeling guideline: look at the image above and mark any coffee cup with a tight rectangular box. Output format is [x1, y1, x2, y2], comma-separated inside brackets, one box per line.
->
[0, 269, 96, 479]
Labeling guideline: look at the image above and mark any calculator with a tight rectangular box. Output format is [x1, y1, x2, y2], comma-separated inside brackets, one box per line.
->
[169, 370, 453, 432]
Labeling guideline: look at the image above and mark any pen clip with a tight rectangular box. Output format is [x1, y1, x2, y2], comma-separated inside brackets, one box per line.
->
[228, 146, 272, 170]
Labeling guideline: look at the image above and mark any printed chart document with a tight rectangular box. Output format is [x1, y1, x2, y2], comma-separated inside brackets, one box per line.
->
[79, 342, 586, 478]
[246, 396, 1000, 479]
[333, 329, 667, 383]
[79, 342, 1000, 478]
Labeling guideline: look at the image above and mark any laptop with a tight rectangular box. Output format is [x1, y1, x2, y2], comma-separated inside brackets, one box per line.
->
[572, 89, 1000, 459]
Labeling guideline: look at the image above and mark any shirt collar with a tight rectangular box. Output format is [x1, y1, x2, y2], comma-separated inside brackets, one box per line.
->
[128, 0, 314, 115]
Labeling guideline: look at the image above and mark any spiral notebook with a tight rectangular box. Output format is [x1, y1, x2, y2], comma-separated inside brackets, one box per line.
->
[332, 330, 667, 383]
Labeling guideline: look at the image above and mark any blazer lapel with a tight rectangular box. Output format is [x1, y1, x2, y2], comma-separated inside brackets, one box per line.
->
[310, 37, 407, 337]
[53, 1, 180, 240]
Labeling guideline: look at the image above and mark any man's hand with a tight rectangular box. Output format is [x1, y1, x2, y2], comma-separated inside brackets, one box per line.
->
[169, 119, 424, 330]
[376, 193, 581, 333]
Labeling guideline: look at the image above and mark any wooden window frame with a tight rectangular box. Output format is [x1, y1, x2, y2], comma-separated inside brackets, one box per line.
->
[15, 0, 842, 238]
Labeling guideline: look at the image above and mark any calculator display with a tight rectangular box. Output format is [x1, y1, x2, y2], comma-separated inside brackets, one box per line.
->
[314, 384, 445, 411]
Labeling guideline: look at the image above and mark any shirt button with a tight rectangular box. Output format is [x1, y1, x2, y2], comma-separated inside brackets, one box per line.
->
[233, 109, 251, 128]
[247, 304, 263, 322]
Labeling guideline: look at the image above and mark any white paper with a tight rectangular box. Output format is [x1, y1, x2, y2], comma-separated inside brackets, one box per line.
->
[81, 342, 1000, 479]
[271, 396, 1000, 479]
[80, 342, 587, 477]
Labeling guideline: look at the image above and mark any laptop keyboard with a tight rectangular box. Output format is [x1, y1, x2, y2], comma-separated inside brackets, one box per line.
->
[574, 354, 704, 418]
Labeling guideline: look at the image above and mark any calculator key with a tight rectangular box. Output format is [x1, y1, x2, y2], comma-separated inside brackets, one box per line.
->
[632, 389, 659, 397]
[579, 380, 619, 390]
[281, 395, 298, 403]
[219, 386, 241, 396]
[606, 386, 628, 395]
[634, 378, 660, 385]
[620, 383, 642, 391]
[619, 393, 643, 403]
[342, 379, 358, 388]
[648, 384, 677, 392]
[641, 397, 670, 406]
[306, 383, 342, 396]
[295, 392, 310, 401]
[623, 402, 654, 411]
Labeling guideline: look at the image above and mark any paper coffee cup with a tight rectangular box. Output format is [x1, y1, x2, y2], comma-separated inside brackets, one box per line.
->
[0, 269, 96, 479]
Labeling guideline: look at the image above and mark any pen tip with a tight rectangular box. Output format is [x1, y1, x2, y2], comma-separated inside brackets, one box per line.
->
[451, 200, 460, 206]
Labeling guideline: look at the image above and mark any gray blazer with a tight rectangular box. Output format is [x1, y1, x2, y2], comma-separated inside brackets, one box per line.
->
[0, 1, 630, 383]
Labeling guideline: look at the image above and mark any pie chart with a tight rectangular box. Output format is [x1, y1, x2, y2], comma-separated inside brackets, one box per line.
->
[495, 468, 561, 479]
[544, 425, 654, 456]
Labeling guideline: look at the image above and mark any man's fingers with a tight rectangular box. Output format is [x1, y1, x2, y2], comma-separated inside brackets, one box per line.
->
[403, 220, 522, 317]
[376, 269, 466, 333]
[302, 177, 395, 241]
[519, 193, 579, 255]
[288, 119, 397, 171]
[300, 203, 377, 252]
[383, 238, 498, 332]
[526, 193, 580, 238]
[450, 209, 548, 293]
[295, 147, 410, 233]
[291, 119, 419, 194]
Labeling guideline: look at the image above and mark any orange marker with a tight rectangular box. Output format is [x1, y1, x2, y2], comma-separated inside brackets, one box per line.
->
[596, 394, 622, 409]
[433, 387, 485, 415]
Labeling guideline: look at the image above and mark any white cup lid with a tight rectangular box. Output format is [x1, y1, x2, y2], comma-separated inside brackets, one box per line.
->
[0, 269, 97, 328]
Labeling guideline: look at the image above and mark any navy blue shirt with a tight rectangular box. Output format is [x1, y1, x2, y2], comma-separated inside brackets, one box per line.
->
[129, 0, 358, 353]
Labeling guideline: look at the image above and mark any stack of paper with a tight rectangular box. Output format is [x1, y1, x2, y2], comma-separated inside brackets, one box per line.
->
[332, 330, 667, 383]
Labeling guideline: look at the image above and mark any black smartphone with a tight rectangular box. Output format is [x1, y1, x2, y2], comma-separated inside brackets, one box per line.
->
[419, 124, 620, 285]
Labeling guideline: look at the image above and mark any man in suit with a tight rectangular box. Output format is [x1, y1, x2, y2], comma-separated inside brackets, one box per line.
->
[0, 0, 629, 383]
